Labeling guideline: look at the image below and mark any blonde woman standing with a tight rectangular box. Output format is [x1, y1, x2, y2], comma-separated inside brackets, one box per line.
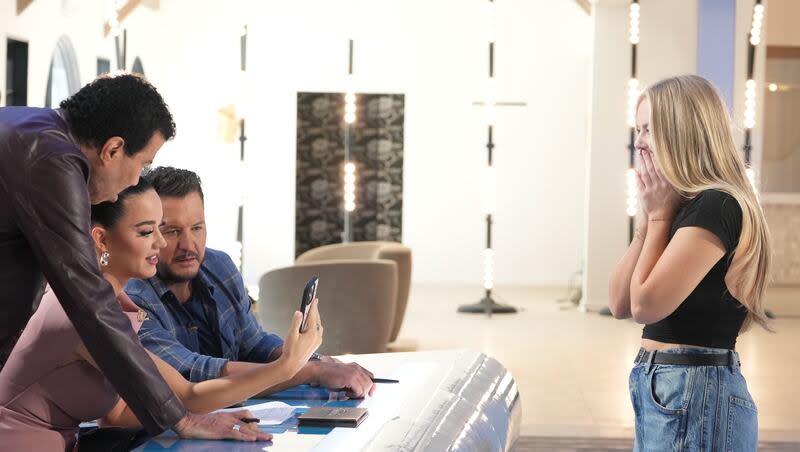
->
[608, 75, 770, 452]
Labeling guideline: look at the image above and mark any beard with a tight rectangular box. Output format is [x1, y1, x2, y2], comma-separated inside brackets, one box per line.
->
[156, 260, 201, 284]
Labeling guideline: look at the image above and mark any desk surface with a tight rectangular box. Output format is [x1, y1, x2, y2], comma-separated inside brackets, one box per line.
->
[134, 349, 520, 451]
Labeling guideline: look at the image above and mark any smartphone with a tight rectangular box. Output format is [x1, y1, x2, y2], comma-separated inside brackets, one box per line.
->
[299, 275, 319, 333]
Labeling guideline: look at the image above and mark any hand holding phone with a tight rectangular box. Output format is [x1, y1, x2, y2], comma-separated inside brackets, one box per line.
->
[280, 295, 323, 378]
[299, 275, 319, 333]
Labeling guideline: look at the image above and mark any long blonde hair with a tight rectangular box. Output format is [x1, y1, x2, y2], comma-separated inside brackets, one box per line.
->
[642, 75, 772, 331]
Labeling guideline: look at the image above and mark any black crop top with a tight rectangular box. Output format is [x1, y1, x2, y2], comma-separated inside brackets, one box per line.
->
[641, 190, 746, 349]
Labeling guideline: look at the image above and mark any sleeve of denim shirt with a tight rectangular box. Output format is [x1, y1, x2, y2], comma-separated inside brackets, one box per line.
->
[229, 265, 284, 363]
[132, 294, 230, 382]
[238, 303, 284, 363]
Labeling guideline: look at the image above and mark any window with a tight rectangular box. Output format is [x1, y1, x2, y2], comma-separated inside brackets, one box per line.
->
[97, 57, 111, 76]
[131, 57, 144, 76]
[45, 36, 81, 108]
[5, 39, 29, 106]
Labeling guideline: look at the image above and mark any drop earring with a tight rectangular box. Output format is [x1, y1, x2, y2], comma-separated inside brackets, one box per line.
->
[100, 251, 110, 266]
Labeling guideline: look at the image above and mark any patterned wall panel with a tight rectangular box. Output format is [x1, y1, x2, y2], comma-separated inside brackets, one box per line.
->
[295, 92, 404, 257]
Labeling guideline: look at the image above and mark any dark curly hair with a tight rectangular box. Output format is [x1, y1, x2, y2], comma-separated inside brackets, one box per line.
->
[143, 166, 204, 202]
[60, 73, 176, 156]
[91, 177, 155, 228]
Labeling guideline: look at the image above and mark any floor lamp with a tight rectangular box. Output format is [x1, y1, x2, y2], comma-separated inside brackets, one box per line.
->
[458, 0, 523, 317]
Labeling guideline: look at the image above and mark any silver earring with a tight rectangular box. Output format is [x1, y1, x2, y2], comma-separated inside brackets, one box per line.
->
[100, 251, 110, 266]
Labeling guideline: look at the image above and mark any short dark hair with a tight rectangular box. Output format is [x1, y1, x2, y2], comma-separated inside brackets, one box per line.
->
[91, 177, 154, 228]
[143, 166, 204, 202]
[60, 73, 176, 156]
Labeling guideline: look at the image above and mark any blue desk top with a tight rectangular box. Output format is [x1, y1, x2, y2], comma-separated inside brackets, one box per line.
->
[135, 386, 354, 451]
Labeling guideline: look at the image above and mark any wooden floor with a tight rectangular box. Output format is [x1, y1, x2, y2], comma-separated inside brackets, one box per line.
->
[394, 285, 800, 444]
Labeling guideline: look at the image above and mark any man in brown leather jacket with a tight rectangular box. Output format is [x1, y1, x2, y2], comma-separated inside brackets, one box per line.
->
[0, 74, 268, 442]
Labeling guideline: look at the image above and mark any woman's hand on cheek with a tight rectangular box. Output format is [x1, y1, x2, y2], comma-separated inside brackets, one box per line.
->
[637, 150, 681, 220]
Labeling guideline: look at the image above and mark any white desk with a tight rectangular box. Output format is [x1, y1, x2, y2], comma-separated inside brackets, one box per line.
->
[135, 349, 521, 451]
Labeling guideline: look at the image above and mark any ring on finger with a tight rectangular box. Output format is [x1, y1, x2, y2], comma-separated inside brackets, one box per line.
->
[232, 423, 241, 432]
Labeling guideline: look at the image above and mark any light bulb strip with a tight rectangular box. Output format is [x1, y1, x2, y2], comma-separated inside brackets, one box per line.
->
[344, 92, 357, 124]
[743, 1, 763, 131]
[741, 1, 763, 175]
[624, 1, 641, 237]
[749, 3, 764, 47]
[629, 1, 640, 44]
[343, 162, 356, 212]
[627, 78, 640, 127]
[342, 35, 357, 241]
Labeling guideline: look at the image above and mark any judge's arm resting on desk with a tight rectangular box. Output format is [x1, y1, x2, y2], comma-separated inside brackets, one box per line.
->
[87, 303, 321, 429]
[222, 345, 376, 398]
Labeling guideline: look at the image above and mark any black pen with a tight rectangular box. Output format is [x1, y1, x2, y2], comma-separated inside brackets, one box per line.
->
[371, 378, 399, 383]
[240, 417, 260, 423]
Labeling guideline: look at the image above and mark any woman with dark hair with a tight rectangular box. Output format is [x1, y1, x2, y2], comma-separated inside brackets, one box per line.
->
[0, 179, 323, 451]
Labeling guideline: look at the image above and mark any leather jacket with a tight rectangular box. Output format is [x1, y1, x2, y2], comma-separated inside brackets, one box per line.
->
[0, 107, 185, 434]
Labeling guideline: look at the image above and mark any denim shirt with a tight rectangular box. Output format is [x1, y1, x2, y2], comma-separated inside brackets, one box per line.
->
[126, 248, 283, 382]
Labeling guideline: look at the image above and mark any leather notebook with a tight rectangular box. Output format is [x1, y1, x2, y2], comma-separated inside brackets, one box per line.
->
[297, 407, 369, 428]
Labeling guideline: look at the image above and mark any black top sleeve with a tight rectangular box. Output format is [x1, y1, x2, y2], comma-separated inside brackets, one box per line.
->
[675, 190, 743, 254]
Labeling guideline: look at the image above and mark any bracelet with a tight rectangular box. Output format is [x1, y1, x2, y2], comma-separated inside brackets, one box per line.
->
[648, 218, 670, 222]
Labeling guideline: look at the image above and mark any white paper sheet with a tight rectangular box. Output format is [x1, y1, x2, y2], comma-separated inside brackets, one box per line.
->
[215, 401, 298, 426]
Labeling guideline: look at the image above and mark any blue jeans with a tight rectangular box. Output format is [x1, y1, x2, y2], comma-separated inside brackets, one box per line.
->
[629, 347, 758, 451]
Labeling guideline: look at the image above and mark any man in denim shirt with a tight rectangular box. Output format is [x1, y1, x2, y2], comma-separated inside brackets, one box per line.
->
[126, 167, 375, 398]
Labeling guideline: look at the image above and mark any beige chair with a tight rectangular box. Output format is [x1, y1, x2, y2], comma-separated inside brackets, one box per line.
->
[258, 260, 397, 355]
[296, 241, 412, 342]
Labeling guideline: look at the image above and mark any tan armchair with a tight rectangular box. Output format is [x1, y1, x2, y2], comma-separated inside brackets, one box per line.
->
[296, 241, 412, 342]
[257, 260, 397, 355]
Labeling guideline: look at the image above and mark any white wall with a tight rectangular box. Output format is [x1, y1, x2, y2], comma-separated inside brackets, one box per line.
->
[581, 0, 698, 312]
[1, 0, 593, 288]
